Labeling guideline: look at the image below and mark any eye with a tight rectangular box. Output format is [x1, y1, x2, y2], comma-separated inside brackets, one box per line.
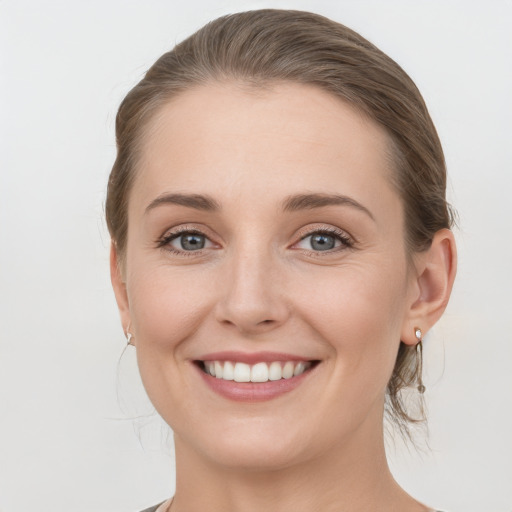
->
[171, 233, 209, 251]
[158, 229, 215, 253]
[294, 229, 352, 252]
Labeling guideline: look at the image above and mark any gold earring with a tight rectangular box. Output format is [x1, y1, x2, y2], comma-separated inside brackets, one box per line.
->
[414, 327, 425, 394]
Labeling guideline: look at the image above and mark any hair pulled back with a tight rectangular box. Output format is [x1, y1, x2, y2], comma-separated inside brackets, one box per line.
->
[106, 9, 454, 436]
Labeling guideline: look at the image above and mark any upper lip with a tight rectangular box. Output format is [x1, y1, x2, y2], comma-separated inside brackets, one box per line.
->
[197, 351, 317, 364]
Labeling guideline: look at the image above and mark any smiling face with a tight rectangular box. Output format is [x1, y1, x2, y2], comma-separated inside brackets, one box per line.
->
[113, 82, 421, 469]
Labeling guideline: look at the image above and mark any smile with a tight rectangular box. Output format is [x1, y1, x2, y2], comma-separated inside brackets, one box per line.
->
[194, 354, 320, 402]
[202, 360, 313, 382]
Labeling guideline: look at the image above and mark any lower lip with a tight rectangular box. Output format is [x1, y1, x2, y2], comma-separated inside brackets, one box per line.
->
[195, 363, 316, 402]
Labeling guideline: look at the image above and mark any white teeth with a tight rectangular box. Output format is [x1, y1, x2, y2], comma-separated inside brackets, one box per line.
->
[206, 361, 215, 376]
[204, 360, 312, 382]
[234, 362, 251, 382]
[293, 362, 306, 376]
[268, 361, 282, 381]
[223, 361, 234, 380]
[282, 361, 294, 379]
[251, 362, 269, 382]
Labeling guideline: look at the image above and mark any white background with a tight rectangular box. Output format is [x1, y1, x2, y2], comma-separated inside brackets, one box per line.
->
[1, 1, 511, 511]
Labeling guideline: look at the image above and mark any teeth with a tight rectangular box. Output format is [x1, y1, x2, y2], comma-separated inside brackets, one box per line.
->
[251, 362, 268, 382]
[206, 361, 215, 376]
[293, 362, 306, 376]
[234, 362, 251, 382]
[203, 360, 312, 382]
[268, 361, 282, 381]
[282, 361, 294, 379]
[223, 361, 234, 380]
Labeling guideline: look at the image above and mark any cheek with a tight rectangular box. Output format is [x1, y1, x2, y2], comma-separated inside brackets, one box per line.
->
[126, 265, 216, 418]
[127, 264, 214, 350]
[292, 261, 408, 383]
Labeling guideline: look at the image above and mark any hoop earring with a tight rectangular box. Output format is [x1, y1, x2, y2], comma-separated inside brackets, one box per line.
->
[415, 327, 425, 394]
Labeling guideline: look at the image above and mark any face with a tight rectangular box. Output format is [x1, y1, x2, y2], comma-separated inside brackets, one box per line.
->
[114, 82, 420, 470]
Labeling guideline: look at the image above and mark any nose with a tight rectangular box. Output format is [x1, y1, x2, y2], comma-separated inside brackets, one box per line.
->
[214, 246, 290, 336]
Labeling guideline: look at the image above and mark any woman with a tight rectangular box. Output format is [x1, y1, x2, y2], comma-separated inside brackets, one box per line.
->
[106, 10, 456, 512]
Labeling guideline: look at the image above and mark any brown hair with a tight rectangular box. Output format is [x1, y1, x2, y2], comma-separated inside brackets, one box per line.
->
[106, 9, 454, 436]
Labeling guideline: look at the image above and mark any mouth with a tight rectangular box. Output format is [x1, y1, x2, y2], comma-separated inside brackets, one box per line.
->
[193, 354, 320, 401]
[196, 359, 318, 383]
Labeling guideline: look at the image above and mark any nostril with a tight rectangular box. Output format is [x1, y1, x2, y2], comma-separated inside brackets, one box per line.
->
[215, 295, 290, 334]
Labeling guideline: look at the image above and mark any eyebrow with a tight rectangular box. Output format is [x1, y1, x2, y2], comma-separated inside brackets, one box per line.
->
[145, 191, 373, 220]
[145, 193, 221, 213]
[282, 193, 374, 220]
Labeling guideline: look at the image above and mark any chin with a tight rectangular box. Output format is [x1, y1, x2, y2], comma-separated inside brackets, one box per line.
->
[174, 413, 317, 471]
[203, 440, 310, 472]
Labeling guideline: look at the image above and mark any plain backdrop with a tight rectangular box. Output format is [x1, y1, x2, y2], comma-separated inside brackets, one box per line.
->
[1, 1, 511, 511]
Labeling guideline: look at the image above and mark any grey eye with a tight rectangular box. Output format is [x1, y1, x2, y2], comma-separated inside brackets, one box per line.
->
[174, 233, 206, 251]
[295, 231, 345, 252]
[310, 234, 336, 251]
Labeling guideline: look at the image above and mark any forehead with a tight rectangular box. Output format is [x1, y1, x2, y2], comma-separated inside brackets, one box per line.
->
[132, 82, 399, 221]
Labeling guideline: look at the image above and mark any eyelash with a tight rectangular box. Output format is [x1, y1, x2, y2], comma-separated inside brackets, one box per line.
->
[156, 225, 354, 256]
[156, 226, 213, 256]
[295, 227, 354, 254]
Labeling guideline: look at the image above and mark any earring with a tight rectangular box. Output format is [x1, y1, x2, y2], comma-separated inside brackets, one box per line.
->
[414, 327, 425, 394]
[125, 324, 134, 346]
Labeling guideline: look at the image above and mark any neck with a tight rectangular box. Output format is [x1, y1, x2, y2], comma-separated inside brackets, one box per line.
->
[170, 411, 428, 512]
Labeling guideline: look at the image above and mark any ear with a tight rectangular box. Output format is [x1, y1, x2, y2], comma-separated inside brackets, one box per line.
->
[110, 242, 132, 338]
[401, 229, 457, 345]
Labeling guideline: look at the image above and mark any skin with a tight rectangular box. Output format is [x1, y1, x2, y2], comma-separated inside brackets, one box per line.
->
[111, 82, 456, 512]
